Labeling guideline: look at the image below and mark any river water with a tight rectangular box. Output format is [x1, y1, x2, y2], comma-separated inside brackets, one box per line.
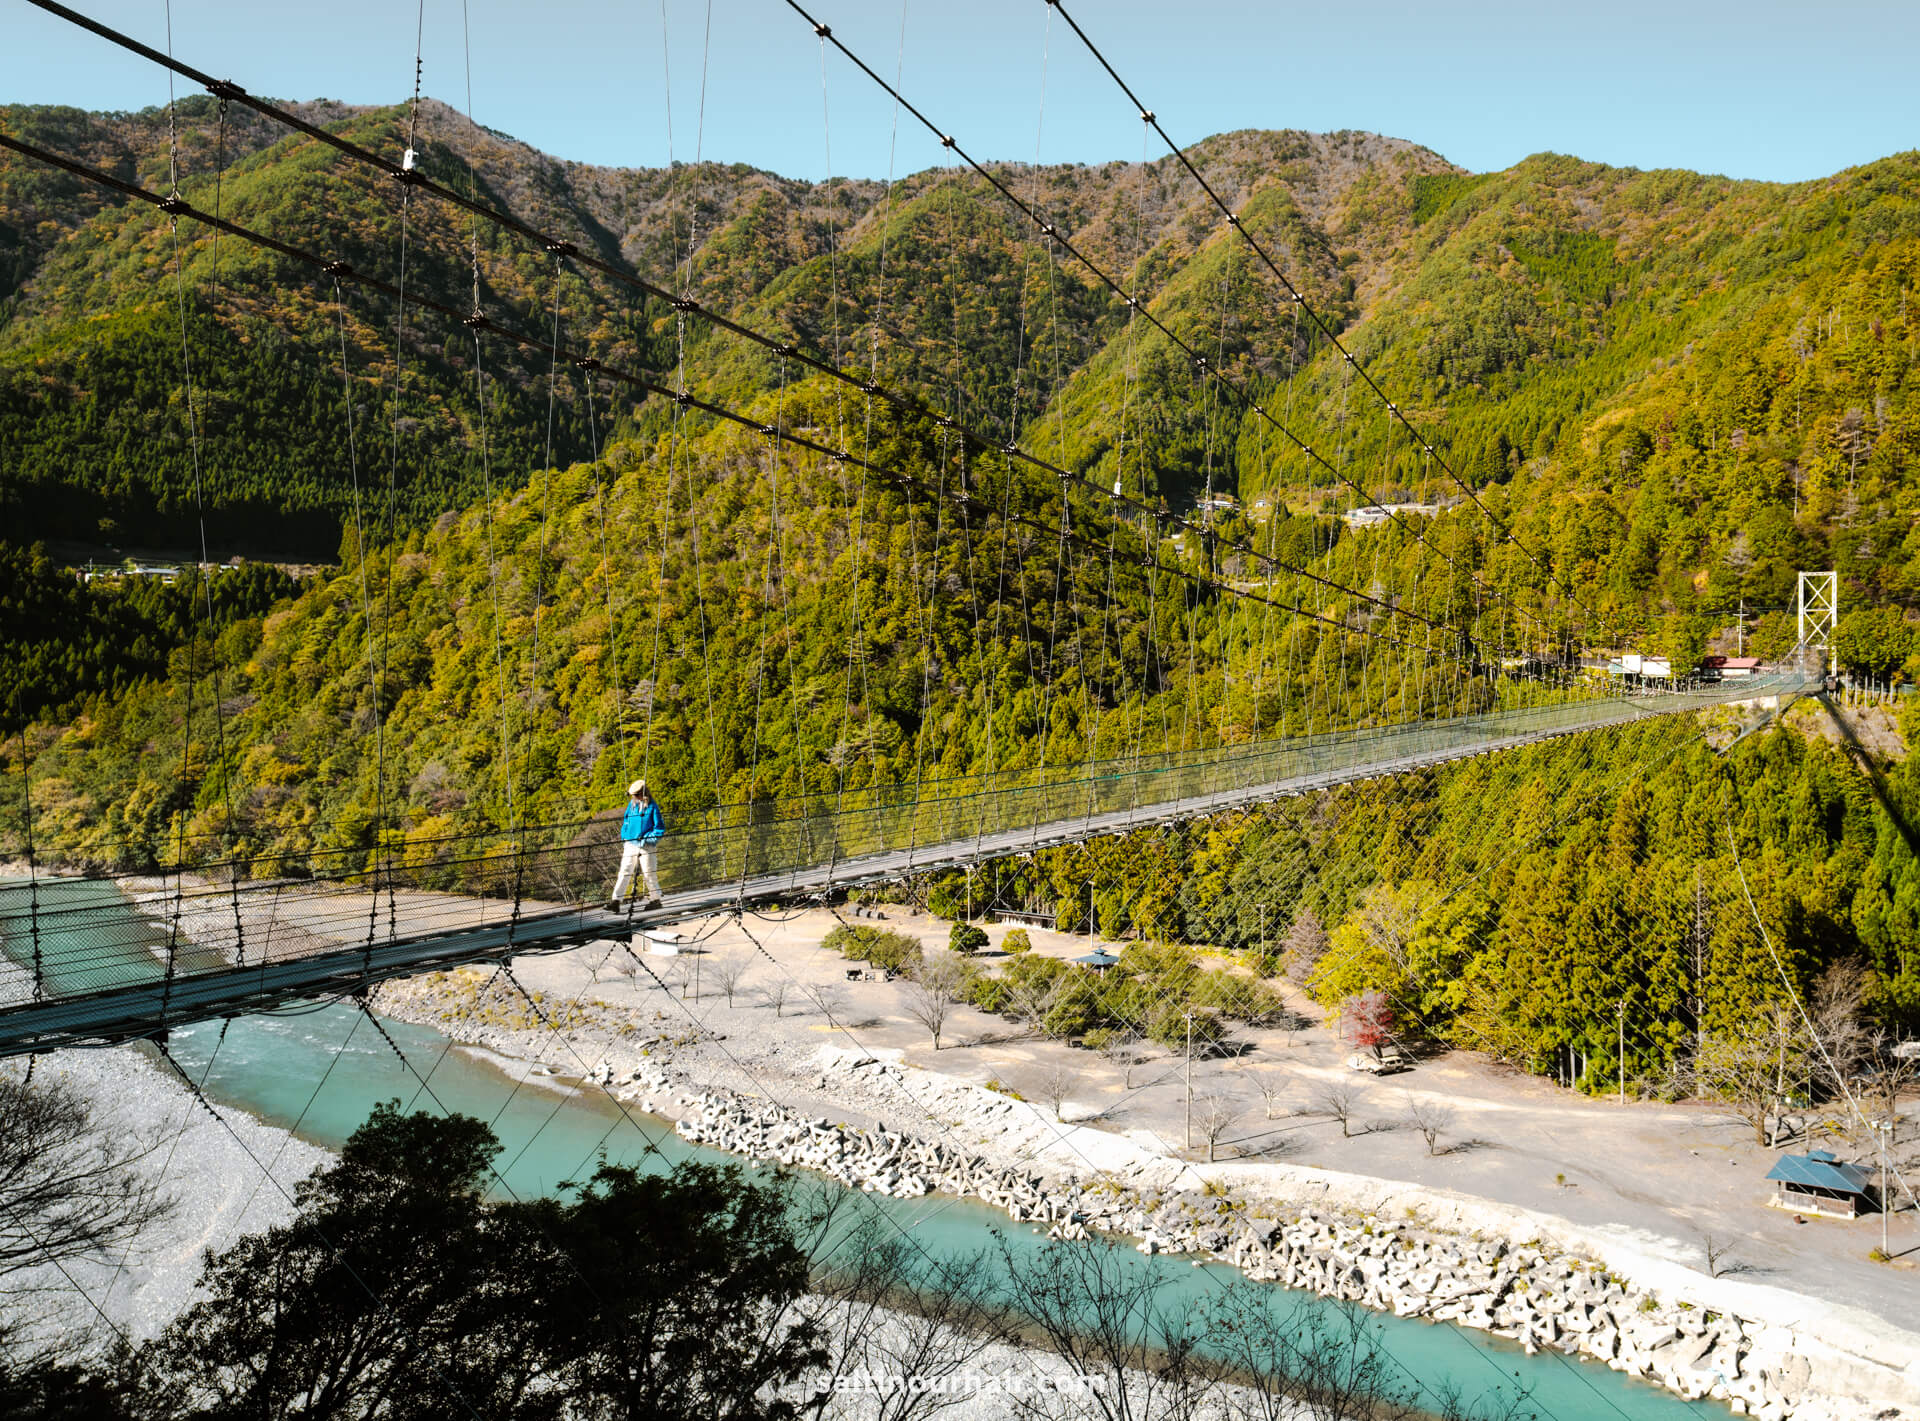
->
[2, 882, 1727, 1419]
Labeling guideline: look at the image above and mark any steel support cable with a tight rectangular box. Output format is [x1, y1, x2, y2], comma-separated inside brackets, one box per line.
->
[1721, 774, 1919, 1213]
[177, 94, 248, 966]
[329, 282, 387, 987]
[1289, 714, 1740, 1072]
[20, 0, 1457, 665]
[453, 0, 518, 867]
[817, 26, 871, 814]
[151, 1040, 493, 1421]
[229, 1004, 366, 1230]
[585, 379, 632, 799]
[0, 139, 1651, 883]
[1043, 0, 1605, 643]
[0, 136, 1477, 766]
[779, 0, 1547, 660]
[365, 0, 429, 954]
[826, 843, 1569, 1421]
[11, 715, 43, 1004]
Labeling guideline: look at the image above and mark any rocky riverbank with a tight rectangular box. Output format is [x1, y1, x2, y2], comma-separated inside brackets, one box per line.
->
[675, 1077, 1828, 1421]
[367, 967, 1919, 1421]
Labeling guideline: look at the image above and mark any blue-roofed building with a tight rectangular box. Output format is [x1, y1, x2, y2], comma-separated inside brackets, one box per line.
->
[1764, 1149, 1878, 1219]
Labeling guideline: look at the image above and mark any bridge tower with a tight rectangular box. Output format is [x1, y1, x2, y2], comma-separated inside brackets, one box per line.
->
[1796, 571, 1838, 676]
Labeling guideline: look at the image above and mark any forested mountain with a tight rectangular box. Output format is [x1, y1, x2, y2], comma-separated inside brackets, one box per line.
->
[4, 98, 1920, 1069]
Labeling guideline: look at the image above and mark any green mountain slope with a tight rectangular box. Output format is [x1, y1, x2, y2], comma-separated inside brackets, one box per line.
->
[5, 104, 1920, 1068]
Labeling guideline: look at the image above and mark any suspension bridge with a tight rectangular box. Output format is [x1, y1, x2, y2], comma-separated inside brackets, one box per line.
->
[0, 671, 1815, 1055]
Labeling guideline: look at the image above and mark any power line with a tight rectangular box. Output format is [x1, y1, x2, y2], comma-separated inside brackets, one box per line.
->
[0, 128, 1468, 671]
[1042, 0, 1610, 638]
[20, 0, 1491, 663]
[780, 0, 1565, 658]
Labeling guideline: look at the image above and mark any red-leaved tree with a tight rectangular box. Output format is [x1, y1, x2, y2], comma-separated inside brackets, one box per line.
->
[1342, 991, 1394, 1058]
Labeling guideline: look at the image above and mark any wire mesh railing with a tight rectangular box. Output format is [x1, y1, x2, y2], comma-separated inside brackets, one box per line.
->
[0, 672, 1812, 1020]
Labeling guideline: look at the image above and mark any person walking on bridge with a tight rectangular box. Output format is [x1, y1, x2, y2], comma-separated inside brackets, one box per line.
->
[608, 779, 666, 912]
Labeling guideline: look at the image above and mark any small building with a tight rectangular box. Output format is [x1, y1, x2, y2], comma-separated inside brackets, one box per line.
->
[1764, 1150, 1877, 1219]
[1701, 656, 1762, 680]
[1343, 500, 1455, 530]
[1607, 654, 1672, 679]
[995, 907, 1056, 929]
[1073, 948, 1120, 971]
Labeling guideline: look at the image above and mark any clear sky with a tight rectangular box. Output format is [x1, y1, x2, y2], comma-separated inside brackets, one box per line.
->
[6, 0, 1916, 185]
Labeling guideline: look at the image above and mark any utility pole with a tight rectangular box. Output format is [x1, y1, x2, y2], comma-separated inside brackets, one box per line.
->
[1873, 1118, 1894, 1258]
[1618, 1003, 1627, 1106]
[1737, 598, 1745, 657]
[1185, 1010, 1195, 1152]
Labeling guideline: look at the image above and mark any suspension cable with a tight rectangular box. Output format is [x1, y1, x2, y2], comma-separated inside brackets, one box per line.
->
[1045, 0, 1606, 640]
[20, 0, 1478, 663]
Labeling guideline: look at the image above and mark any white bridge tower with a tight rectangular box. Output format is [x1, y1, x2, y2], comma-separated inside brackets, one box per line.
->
[1796, 570, 1838, 676]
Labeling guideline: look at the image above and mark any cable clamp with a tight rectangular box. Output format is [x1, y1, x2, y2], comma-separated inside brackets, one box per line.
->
[323, 259, 354, 278]
[815, 22, 831, 37]
[1003, 441, 1018, 455]
[940, 135, 956, 149]
[1226, 214, 1239, 226]
[1140, 111, 1155, 124]
[834, 449, 853, 463]
[780, 342, 801, 358]
[1126, 296, 1139, 309]
[760, 423, 779, 437]
[1343, 350, 1354, 362]
[1041, 223, 1057, 239]
[672, 296, 700, 313]
[159, 192, 187, 215]
[936, 415, 956, 429]
[575, 355, 601, 372]
[673, 389, 694, 407]
[862, 381, 880, 395]
[1292, 291, 1305, 303]
[463, 310, 485, 328]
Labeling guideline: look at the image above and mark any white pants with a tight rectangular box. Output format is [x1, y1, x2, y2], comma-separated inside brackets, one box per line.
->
[611, 841, 660, 903]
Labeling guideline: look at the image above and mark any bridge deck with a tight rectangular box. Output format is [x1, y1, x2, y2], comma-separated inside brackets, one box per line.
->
[0, 677, 1810, 1055]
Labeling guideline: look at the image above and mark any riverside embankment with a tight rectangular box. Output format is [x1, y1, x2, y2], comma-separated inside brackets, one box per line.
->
[366, 963, 1920, 1421]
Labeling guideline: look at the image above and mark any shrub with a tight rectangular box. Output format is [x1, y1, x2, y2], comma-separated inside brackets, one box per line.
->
[966, 976, 1012, 1013]
[1001, 927, 1033, 956]
[1042, 973, 1106, 1038]
[822, 924, 922, 973]
[925, 872, 969, 920]
[949, 922, 989, 956]
[1146, 1001, 1225, 1050]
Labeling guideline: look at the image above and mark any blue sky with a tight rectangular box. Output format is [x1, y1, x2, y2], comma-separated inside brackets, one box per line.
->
[7, 0, 1915, 184]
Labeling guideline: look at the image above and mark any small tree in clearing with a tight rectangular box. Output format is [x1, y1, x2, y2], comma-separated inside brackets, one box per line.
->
[710, 951, 753, 1007]
[949, 923, 989, 956]
[903, 951, 972, 1050]
[1194, 1092, 1243, 1163]
[1314, 1082, 1359, 1139]
[1404, 1095, 1453, 1156]
[1032, 1061, 1081, 1121]
[1341, 991, 1394, 1060]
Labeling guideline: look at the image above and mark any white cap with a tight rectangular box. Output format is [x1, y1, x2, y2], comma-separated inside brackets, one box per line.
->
[628, 780, 648, 796]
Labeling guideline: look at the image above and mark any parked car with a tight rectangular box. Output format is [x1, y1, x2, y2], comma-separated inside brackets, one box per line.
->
[1347, 1047, 1411, 1075]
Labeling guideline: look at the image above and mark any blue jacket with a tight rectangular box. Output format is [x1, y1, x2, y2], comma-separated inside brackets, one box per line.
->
[621, 799, 665, 843]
